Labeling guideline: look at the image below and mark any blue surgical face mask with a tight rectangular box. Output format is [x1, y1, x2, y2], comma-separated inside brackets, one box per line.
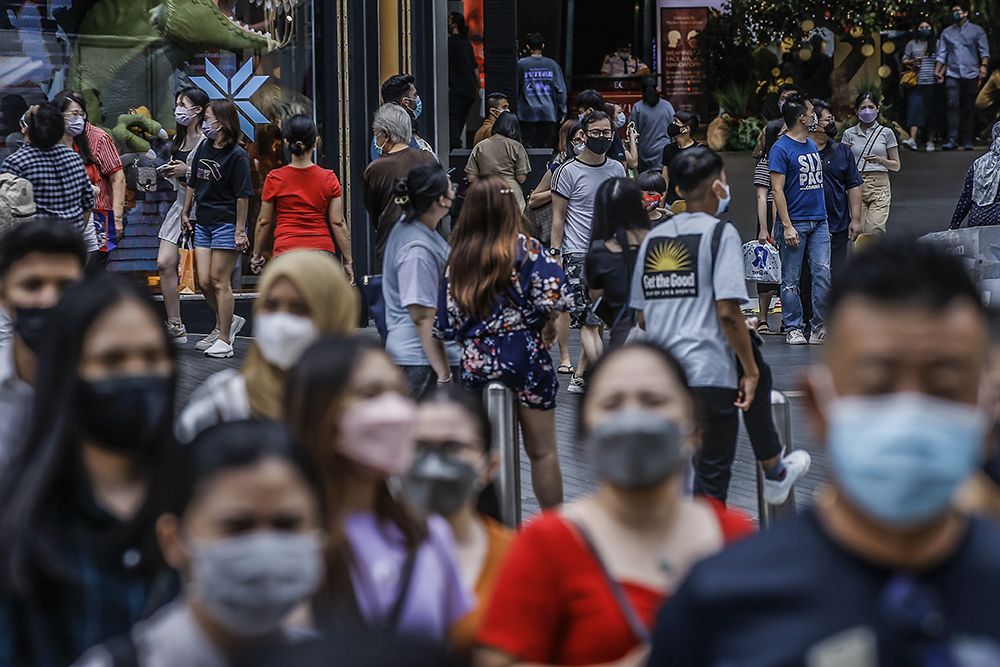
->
[818, 371, 986, 527]
[413, 95, 423, 119]
[715, 182, 731, 215]
[614, 110, 627, 129]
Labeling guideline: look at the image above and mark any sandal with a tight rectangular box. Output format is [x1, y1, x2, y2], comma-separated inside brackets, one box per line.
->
[557, 364, 575, 375]
[756, 321, 771, 335]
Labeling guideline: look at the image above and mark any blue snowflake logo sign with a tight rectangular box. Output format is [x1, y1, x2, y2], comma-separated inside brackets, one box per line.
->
[191, 58, 269, 141]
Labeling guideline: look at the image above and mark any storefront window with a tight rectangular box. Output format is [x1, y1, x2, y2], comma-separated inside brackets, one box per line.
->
[0, 0, 316, 285]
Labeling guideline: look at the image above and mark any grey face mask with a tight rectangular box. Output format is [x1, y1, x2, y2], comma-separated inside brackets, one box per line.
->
[403, 449, 480, 516]
[188, 531, 324, 636]
[590, 410, 688, 490]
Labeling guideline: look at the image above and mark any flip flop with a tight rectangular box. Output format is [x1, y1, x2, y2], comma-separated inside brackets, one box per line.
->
[557, 364, 575, 375]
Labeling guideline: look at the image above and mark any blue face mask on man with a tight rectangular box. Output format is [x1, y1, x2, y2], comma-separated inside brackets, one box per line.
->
[817, 370, 987, 528]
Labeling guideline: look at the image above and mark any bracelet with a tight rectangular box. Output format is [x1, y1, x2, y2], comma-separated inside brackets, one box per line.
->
[437, 375, 453, 384]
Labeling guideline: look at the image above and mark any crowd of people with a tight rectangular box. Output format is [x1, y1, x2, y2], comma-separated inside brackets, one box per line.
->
[2, 18, 1000, 667]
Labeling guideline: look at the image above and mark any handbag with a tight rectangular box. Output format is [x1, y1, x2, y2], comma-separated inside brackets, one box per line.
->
[178, 231, 197, 295]
[524, 201, 553, 246]
[901, 70, 918, 88]
[360, 274, 387, 340]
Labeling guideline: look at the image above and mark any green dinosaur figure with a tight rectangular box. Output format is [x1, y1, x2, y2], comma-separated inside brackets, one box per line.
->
[108, 113, 168, 155]
[67, 0, 288, 129]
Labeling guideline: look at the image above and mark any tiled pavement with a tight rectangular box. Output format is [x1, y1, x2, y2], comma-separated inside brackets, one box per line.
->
[176, 326, 827, 523]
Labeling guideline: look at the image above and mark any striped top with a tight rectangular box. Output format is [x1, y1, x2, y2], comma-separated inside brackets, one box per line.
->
[80, 124, 123, 212]
[904, 39, 938, 85]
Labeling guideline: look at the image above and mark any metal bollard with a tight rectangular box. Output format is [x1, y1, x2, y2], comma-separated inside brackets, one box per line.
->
[484, 382, 521, 528]
[756, 390, 797, 529]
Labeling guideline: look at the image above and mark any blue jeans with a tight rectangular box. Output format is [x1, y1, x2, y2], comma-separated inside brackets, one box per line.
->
[778, 219, 831, 333]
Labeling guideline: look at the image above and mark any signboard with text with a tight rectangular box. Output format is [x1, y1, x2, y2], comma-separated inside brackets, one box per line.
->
[659, 6, 709, 116]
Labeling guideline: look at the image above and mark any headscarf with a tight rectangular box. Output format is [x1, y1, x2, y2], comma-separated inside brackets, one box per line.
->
[972, 122, 1000, 207]
[243, 250, 359, 419]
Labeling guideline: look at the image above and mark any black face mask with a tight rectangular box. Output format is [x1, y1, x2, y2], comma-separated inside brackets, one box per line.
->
[13, 306, 55, 353]
[403, 449, 480, 516]
[667, 124, 684, 138]
[78, 375, 173, 455]
[918, 28, 933, 38]
[585, 135, 613, 155]
[824, 120, 838, 138]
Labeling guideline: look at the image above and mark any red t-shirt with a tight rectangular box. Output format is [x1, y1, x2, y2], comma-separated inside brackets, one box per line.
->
[261, 164, 343, 255]
[476, 501, 753, 665]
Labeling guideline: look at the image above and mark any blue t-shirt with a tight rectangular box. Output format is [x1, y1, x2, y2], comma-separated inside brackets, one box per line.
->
[769, 135, 827, 222]
[819, 141, 864, 234]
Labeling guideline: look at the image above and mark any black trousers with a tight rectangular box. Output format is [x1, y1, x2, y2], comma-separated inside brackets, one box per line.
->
[692, 342, 782, 503]
[449, 92, 477, 149]
[521, 121, 557, 149]
[945, 77, 979, 146]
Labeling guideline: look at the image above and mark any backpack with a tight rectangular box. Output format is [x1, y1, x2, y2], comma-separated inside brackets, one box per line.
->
[0, 173, 36, 238]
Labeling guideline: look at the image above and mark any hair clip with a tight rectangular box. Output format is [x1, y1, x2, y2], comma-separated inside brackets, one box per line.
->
[393, 194, 410, 205]
[499, 188, 514, 195]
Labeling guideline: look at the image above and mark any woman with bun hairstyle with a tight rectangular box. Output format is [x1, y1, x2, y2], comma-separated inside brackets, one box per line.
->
[251, 115, 354, 283]
[382, 163, 462, 398]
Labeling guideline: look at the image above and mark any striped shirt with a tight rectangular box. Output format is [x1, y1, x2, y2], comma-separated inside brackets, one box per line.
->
[904, 39, 938, 85]
[81, 124, 123, 212]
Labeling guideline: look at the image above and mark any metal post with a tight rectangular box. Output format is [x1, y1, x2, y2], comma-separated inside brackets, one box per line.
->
[756, 390, 797, 529]
[484, 382, 521, 528]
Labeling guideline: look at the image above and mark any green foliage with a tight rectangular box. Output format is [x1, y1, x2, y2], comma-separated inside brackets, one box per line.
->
[725, 116, 765, 152]
[713, 82, 753, 118]
[695, 7, 754, 90]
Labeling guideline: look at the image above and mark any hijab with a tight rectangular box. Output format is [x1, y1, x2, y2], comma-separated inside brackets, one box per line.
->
[244, 251, 359, 419]
[972, 122, 1000, 207]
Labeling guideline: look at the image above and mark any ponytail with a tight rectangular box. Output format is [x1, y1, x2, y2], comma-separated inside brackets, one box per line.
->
[395, 163, 450, 220]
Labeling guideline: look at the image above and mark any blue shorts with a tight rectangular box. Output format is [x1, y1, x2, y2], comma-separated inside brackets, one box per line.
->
[194, 222, 236, 250]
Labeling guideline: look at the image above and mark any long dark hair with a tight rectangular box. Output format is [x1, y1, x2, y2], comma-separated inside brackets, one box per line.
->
[419, 385, 501, 521]
[284, 336, 427, 623]
[0, 274, 177, 593]
[762, 118, 786, 158]
[176, 86, 210, 126]
[914, 22, 937, 54]
[393, 162, 450, 220]
[591, 178, 650, 247]
[53, 89, 95, 165]
[557, 121, 583, 162]
[447, 176, 527, 320]
[207, 99, 242, 149]
[491, 111, 522, 143]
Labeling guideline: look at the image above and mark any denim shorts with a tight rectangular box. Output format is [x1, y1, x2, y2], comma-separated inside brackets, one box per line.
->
[194, 222, 236, 250]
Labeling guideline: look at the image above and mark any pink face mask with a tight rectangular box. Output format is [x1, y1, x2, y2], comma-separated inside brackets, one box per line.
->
[337, 392, 417, 476]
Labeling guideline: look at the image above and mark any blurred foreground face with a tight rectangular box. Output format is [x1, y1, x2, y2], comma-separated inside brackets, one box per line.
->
[816, 299, 989, 527]
[79, 299, 173, 381]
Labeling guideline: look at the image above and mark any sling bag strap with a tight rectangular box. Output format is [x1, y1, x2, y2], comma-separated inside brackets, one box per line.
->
[382, 549, 418, 632]
[570, 519, 651, 644]
[855, 123, 884, 172]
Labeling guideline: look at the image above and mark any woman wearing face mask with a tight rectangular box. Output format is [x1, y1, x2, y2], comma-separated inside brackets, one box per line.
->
[402, 385, 512, 653]
[383, 163, 462, 398]
[466, 111, 532, 211]
[476, 343, 752, 667]
[251, 116, 353, 283]
[157, 86, 209, 345]
[72, 419, 326, 665]
[841, 93, 901, 235]
[635, 170, 670, 226]
[902, 22, 940, 152]
[585, 178, 651, 350]
[176, 250, 357, 443]
[752, 119, 787, 333]
[182, 99, 254, 359]
[660, 111, 700, 206]
[949, 122, 1000, 229]
[285, 336, 472, 643]
[0, 275, 179, 667]
[54, 90, 125, 260]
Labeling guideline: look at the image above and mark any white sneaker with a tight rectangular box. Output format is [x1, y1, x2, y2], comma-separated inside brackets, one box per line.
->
[786, 330, 807, 345]
[203, 339, 234, 358]
[165, 320, 188, 345]
[763, 449, 812, 505]
[566, 374, 586, 394]
[230, 314, 246, 339]
[195, 328, 220, 351]
[902, 137, 918, 151]
[809, 328, 826, 345]
[925, 141, 936, 152]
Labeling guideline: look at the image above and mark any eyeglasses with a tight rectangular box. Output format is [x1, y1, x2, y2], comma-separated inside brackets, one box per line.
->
[586, 129, 615, 139]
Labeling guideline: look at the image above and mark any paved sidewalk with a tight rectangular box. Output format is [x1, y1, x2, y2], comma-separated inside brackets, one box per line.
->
[176, 328, 825, 523]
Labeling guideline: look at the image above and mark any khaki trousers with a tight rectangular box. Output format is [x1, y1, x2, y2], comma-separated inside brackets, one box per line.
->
[860, 172, 891, 234]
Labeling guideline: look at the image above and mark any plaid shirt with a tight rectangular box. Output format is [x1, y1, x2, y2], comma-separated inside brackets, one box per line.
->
[0, 144, 95, 221]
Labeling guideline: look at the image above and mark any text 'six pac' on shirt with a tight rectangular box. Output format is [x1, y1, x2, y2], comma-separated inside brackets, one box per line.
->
[769, 135, 827, 222]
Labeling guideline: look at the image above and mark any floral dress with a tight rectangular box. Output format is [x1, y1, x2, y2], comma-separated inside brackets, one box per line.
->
[435, 235, 573, 410]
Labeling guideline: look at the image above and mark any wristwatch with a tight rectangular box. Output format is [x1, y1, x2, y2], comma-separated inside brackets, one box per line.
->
[547, 247, 561, 257]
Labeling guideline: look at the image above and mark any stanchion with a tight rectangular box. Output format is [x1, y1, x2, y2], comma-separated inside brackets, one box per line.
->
[756, 390, 797, 529]
[484, 382, 521, 528]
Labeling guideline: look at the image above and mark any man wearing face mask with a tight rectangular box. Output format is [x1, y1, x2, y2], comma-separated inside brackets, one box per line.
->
[600, 39, 650, 76]
[473, 93, 510, 147]
[649, 238, 1000, 666]
[0, 220, 86, 469]
[935, 2, 990, 150]
[631, 77, 675, 172]
[770, 94, 830, 346]
[551, 111, 627, 394]
[370, 73, 436, 161]
[576, 90, 628, 168]
[808, 98, 862, 282]
[661, 111, 701, 205]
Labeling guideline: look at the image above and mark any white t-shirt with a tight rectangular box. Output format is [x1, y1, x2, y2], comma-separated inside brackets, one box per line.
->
[841, 123, 897, 174]
[551, 157, 626, 254]
[629, 212, 748, 389]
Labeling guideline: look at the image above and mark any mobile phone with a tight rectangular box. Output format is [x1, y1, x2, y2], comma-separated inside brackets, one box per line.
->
[155, 163, 170, 172]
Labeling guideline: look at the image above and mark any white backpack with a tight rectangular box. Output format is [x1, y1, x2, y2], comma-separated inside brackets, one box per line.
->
[0, 173, 37, 238]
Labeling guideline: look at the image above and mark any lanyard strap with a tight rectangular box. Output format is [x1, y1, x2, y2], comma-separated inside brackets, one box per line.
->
[570, 519, 651, 644]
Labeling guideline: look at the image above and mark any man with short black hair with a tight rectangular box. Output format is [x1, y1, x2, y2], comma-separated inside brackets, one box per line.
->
[517, 33, 567, 148]
[371, 73, 435, 159]
[936, 1, 990, 150]
[551, 110, 626, 393]
[576, 89, 628, 168]
[770, 94, 830, 345]
[649, 237, 1000, 665]
[0, 219, 86, 468]
[0, 102, 95, 253]
[473, 92, 510, 147]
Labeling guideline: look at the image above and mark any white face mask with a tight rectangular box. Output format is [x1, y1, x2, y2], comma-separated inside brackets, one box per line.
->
[254, 312, 319, 370]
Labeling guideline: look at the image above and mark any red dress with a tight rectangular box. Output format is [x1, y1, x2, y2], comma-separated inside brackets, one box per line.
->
[476, 501, 752, 665]
[261, 164, 342, 255]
